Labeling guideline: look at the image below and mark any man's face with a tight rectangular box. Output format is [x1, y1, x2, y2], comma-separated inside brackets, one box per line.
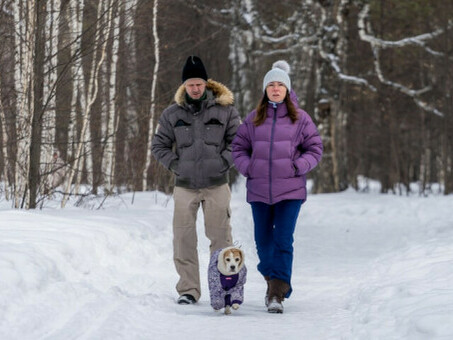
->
[184, 78, 207, 100]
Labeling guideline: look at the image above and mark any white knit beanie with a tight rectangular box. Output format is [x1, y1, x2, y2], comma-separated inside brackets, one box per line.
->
[262, 60, 291, 92]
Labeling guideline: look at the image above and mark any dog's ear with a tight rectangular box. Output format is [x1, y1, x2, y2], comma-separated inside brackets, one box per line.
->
[236, 249, 245, 271]
[217, 248, 230, 275]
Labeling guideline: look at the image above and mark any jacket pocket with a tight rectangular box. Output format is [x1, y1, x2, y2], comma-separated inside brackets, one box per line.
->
[292, 162, 299, 176]
[174, 125, 193, 148]
[204, 118, 224, 146]
[246, 159, 255, 178]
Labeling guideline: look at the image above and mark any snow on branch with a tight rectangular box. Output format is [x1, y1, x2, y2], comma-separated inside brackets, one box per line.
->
[358, 4, 445, 117]
[315, 1, 377, 93]
[2, 2, 13, 16]
[177, 1, 231, 29]
[413, 99, 444, 117]
[251, 35, 318, 57]
[261, 34, 300, 44]
[320, 50, 377, 91]
[358, 4, 452, 58]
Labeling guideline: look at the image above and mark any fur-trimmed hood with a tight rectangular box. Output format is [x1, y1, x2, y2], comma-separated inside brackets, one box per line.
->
[217, 246, 245, 275]
[174, 79, 234, 107]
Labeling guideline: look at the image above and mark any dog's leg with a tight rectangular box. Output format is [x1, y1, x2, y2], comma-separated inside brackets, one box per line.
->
[224, 305, 231, 315]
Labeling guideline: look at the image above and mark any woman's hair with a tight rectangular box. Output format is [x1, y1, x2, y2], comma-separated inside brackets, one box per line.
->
[253, 91, 299, 126]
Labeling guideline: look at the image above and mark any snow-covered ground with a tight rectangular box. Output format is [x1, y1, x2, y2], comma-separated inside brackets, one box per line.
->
[1, 179, 453, 340]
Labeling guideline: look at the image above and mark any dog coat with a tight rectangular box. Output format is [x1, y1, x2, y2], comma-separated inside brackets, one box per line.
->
[208, 247, 247, 310]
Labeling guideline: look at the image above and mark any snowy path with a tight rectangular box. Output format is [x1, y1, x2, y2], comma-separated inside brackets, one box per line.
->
[1, 184, 453, 339]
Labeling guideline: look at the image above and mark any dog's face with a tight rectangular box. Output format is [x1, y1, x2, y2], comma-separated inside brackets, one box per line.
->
[218, 247, 244, 276]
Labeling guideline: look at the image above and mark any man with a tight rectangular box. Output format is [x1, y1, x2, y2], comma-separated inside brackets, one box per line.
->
[151, 56, 240, 304]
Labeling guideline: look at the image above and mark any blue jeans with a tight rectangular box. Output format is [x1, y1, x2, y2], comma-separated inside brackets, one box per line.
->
[250, 199, 303, 298]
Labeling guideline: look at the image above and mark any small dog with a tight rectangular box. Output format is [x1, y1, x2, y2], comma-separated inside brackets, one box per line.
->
[208, 246, 247, 315]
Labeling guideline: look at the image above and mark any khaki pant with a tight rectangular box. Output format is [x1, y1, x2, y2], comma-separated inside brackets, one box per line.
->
[172, 183, 233, 301]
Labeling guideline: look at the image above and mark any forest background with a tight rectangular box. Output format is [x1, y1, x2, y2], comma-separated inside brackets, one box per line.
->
[0, 0, 452, 209]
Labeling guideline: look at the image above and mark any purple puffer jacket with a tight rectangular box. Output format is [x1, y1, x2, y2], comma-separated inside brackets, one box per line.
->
[208, 248, 247, 310]
[232, 100, 323, 204]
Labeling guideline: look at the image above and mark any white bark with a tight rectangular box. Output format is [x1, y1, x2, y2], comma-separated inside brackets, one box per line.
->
[62, 0, 113, 207]
[13, 0, 25, 207]
[122, 0, 137, 188]
[74, 0, 112, 196]
[42, 0, 61, 193]
[227, 0, 260, 112]
[103, 0, 121, 193]
[67, 0, 85, 161]
[142, 0, 160, 190]
[13, 0, 36, 208]
[0, 77, 10, 200]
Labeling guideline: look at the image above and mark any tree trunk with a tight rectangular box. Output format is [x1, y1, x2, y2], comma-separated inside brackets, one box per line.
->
[66, 0, 85, 164]
[142, 0, 160, 191]
[102, 0, 121, 193]
[311, 0, 349, 193]
[62, 0, 113, 207]
[28, 0, 46, 209]
[14, 0, 37, 208]
[41, 0, 61, 195]
[0, 76, 10, 200]
[227, 0, 257, 116]
[441, 4, 453, 195]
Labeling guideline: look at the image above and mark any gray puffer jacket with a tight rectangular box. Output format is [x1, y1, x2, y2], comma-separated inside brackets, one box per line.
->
[151, 79, 240, 189]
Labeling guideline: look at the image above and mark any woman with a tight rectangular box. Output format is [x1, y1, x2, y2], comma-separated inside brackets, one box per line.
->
[232, 61, 323, 313]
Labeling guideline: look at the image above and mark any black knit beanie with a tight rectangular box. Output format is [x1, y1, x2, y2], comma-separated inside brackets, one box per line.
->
[181, 56, 208, 83]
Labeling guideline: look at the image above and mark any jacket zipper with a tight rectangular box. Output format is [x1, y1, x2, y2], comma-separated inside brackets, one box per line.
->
[269, 103, 277, 204]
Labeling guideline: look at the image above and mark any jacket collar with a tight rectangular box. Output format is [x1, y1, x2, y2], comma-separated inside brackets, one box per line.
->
[174, 79, 234, 107]
[266, 101, 288, 118]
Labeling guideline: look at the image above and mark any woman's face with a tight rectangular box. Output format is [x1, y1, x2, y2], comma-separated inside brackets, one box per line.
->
[265, 82, 287, 103]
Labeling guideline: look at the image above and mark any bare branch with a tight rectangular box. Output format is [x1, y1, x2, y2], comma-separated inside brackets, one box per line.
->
[358, 4, 452, 58]
[358, 4, 444, 117]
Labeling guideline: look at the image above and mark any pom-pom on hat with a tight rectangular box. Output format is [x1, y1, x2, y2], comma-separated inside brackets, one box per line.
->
[272, 60, 291, 74]
[182, 55, 208, 83]
[262, 60, 291, 92]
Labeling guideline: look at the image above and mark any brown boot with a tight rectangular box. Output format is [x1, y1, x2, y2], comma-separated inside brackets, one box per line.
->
[267, 279, 290, 314]
[264, 276, 270, 307]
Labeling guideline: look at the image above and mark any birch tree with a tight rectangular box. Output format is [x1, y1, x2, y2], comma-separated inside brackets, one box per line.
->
[41, 0, 61, 194]
[116, 0, 138, 190]
[0, 75, 10, 200]
[61, 0, 114, 207]
[101, 0, 121, 193]
[439, 1, 453, 194]
[142, 0, 159, 190]
[66, 0, 85, 163]
[311, 0, 351, 193]
[13, 0, 36, 208]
